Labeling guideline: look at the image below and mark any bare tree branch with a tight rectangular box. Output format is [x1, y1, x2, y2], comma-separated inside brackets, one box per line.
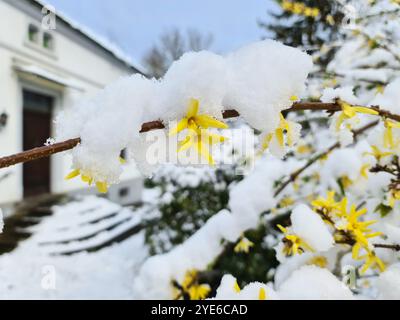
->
[143, 28, 214, 78]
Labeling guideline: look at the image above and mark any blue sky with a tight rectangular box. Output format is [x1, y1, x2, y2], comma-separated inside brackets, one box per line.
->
[44, 0, 278, 66]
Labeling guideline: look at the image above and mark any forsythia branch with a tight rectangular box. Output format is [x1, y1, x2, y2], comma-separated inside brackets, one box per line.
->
[0, 101, 397, 170]
[374, 243, 400, 251]
[274, 120, 380, 197]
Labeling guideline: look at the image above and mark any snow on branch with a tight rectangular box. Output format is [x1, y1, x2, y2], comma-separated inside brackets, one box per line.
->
[1, 102, 399, 170]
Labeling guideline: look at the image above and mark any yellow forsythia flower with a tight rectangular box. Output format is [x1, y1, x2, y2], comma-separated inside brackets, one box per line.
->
[65, 169, 108, 194]
[234, 236, 255, 254]
[170, 98, 228, 165]
[277, 224, 314, 256]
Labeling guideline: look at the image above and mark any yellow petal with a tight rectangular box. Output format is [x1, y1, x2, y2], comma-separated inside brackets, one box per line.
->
[187, 98, 199, 118]
[203, 131, 227, 145]
[178, 135, 195, 153]
[194, 114, 229, 129]
[376, 257, 386, 272]
[119, 157, 126, 164]
[286, 122, 295, 146]
[277, 224, 287, 234]
[275, 128, 284, 147]
[352, 242, 362, 260]
[301, 240, 315, 253]
[389, 196, 396, 208]
[196, 140, 214, 165]
[336, 113, 347, 131]
[360, 260, 372, 274]
[279, 113, 289, 130]
[259, 288, 267, 300]
[387, 120, 400, 129]
[365, 232, 383, 239]
[65, 169, 80, 180]
[340, 102, 356, 118]
[234, 281, 241, 293]
[96, 181, 108, 194]
[352, 106, 379, 115]
[384, 127, 394, 148]
[169, 118, 189, 136]
[81, 174, 93, 185]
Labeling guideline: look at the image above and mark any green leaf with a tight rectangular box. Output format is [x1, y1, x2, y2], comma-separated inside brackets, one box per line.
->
[374, 203, 392, 218]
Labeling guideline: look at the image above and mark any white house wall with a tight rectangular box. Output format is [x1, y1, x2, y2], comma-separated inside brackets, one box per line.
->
[0, 0, 142, 205]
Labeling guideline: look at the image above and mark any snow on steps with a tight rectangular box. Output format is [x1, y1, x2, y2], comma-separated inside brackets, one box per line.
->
[1, 196, 146, 256]
[33, 196, 146, 256]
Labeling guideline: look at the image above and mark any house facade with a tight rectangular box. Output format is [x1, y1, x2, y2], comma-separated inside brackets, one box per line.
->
[0, 0, 144, 206]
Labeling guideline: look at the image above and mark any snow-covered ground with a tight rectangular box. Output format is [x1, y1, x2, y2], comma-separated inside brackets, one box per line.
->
[0, 196, 149, 300]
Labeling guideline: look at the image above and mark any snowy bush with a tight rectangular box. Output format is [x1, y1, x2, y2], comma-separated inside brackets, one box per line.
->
[45, 1, 400, 300]
[143, 165, 241, 255]
[56, 39, 312, 191]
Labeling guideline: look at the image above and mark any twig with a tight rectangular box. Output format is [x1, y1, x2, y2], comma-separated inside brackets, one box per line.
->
[374, 243, 400, 251]
[337, 240, 400, 252]
[274, 120, 379, 197]
[0, 138, 81, 169]
[0, 101, 397, 170]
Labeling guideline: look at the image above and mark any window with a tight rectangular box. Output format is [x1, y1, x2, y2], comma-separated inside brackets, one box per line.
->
[119, 187, 130, 198]
[43, 32, 54, 50]
[27, 24, 55, 52]
[28, 24, 39, 43]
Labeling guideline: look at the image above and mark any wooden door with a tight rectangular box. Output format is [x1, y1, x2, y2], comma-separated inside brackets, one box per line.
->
[23, 90, 53, 198]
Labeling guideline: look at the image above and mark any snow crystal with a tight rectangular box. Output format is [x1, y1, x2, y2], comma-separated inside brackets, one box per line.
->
[214, 275, 278, 300]
[229, 157, 284, 231]
[291, 204, 334, 252]
[57, 74, 158, 183]
[237, 282, 278, 300]
[377, 264, 400, 299]
[158, 51, 229, 122]
[320, 86, 360, 105]
[224, 40, 313, 132]
[338, 128, 354, 147]
[320, 147, 364, 188]
[370, 78, 400, 114]
[214, 275, 241, 300]
[277, 265, 353, 300]
[274, 248, 340, 287]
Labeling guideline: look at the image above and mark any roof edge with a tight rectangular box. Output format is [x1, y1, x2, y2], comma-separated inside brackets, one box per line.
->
[28, 0, 147, 75]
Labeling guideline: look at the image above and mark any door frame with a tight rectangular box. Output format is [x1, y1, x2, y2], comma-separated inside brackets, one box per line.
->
[19, 80, 63, 196]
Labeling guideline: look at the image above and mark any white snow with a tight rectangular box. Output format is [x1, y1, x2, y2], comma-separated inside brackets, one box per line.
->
[320, 86, 360, 105]
[56, 40, 313, 183]
[132, 156, 286, 299]
[214, 275, 278, 300]
[377, 264, 400, 299]
[158, 51, 229, 122]
[277, 265, 353, 300]
[0, 197, 148, 299]
[224, 40, 313, 132]
[291, 204, 334, 252]
[370, 78, 400, 114]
